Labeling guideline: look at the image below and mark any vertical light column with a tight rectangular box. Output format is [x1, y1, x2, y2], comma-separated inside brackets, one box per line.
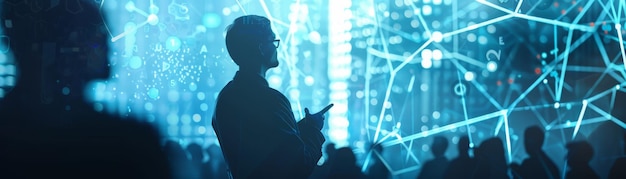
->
[327, 0, 352, 147]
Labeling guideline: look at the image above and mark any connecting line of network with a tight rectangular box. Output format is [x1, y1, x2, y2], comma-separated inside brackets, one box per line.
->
[361, 0, 626, 175]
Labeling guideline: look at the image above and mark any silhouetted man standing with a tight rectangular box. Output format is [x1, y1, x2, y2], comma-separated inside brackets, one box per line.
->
[212, 15, 332, 178]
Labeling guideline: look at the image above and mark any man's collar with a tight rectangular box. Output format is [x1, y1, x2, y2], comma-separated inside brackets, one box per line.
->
[233, 71, 269, 87]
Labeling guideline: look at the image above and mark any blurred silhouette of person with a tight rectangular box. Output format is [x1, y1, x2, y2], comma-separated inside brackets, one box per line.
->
[164, 140, 193, 179]
[365, 144, 390, 179]
[212, 15, 333, 178]
[187, 143, 204, 179]
[0, 1, 170, 178]
[309, 142, 337, 179]
[473, 137, 510, 179]
[417, 136, 449, 179]
[565, 141, 599, 179]
[609, 133, 626, 179]
[510, 126, 560, 179]
[203, 144, 229, 179]
[327, 147, 364, 179]
[443, 135, 478, 179]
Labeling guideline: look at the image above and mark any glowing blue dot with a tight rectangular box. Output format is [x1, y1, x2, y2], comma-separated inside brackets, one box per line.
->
[193, 114, 201, 122]
[189, 82, 198, 91]
[421, 49, 433, 60]
[129, 56, 142, 69]
[147, 88, 159, 99]
[167, 113, 179, 125]
[554, 102, 560, 108]
[478, 36, 488, 45]
[200, 103, 209, 111]
[198, 126, 206, 134]
[93, 103, 103, 112]
[432, 111, 441, 119]
[432, 49, 443, 60]
[541, 52, 548, 58]
[125, 1, 135, 12]
[304, 76, 315, 86]
[62, 87, 70, 95]
[422, 5, 432, 16]
[464, 71, 475, 81]
[144, 102, 154, 111]
[165, 36, 182, 51]
[431, 31, 443, 42]
[487, 61, 498, 72]
[421, 59, 432, 69]
[487, 25, 496, 34]
[197, 92, 206, 100]
[181, 114, 191, 124]
[467, 33, 477, 42]
[203, 13, 222, 29]
[181, 125, 192, 136]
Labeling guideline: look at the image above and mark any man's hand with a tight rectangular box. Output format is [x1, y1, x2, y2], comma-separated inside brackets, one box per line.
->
[304, 103, 334, 130]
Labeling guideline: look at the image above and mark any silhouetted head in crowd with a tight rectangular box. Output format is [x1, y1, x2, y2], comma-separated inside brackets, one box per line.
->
[566, 141, 594, 169]
[187, 143, 203, 164]
[457, 135, 470, 157]
[524, 125, 545, 155]
[225, 15, 279, 77]
[164, 140, 187, 161]
[1, 0, 110, 111]
[325, 142, 337, 158]
[431, 136, 449, 158]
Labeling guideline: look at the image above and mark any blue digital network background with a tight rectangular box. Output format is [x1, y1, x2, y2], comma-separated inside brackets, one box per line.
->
[2, 0, 626, 178]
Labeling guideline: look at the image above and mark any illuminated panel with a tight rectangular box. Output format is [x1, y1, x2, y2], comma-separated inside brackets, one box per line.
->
[327, 0, 352, 147]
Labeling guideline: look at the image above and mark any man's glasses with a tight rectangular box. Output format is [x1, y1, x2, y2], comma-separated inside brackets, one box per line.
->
[272, 39, 280, 48]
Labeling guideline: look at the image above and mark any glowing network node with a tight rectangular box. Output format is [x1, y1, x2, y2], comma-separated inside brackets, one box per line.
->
[431, 31, 443, 42]
[422, 5, 433, 16]
[189, 82, 197, 91]
[422, 59, 433, 69]
[421, 49, 433, 60]
[432, 49, 443, 60]
[486, 61, 498, 72]
[200, 103, 209, 111]
[222, 7, 231, 16]
[554, 102, 560, 109]
[198, 126, 206, 134]
[147, 14, 159, 26]
[464, 71, 476, 81]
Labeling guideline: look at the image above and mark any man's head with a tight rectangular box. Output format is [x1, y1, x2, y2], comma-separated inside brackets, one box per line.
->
[524, 125, 545, 154]
[225, 15, 279, 70]
[2, 1, 110, 84]
[566, 141, 594, 168]
[457, 135, 470, 156]
[431, 136, 448, 157]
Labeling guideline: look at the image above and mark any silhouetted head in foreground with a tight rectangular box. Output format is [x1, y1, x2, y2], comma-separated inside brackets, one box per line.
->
[524, 125, 545, 155]
[225, 15, 279, 77]
[566, 141, 594, 169]
[0, 1, 171, 178]
[431, 136, 449, 158]
[457, 135, 471, 157]
[1, 0, 110, 113]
